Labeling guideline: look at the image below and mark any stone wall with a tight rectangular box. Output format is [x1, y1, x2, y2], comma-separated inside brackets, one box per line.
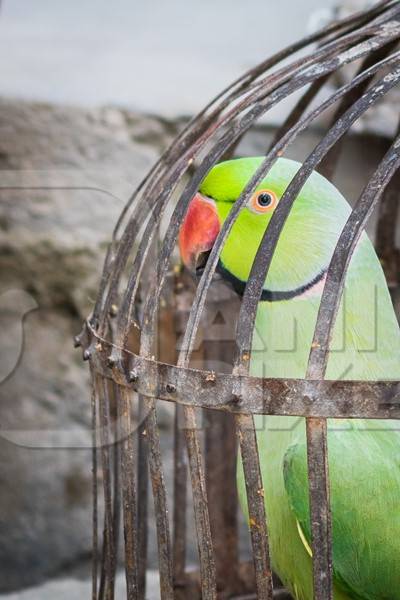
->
[0, 99, 179, 591]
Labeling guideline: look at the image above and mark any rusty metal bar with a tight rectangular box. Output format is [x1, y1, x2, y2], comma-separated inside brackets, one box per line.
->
[267, 75, 331, 153]
[183, 408, 217, 599]
[144, 399, 174, 599]
[123, 286, 175, 599]
[90, 367, 99, 600]
[137, 397, 149, 597]
[305, 418, 332, 599]
[97, 376, 117, 600]
[205, 411, 239, 591]
[112, 415, 121, 579]
[319, 38, 400, 180]
[84, 327, 400, 419]
[376, 166, 400, 290]
[135, 307, 176, 597]
[98, 529, 107, 600]
[168, 342, 218, 599]
[116, 385, 139, 599]
[201, 296, 240, 594]
[138, 250, 175, 599]
[308, 135, 400, 379]
[369, 1, 400, 28]
[236, 413, 274, 599]
[173, 405, 188, 586]
[321, 0, 395, 45]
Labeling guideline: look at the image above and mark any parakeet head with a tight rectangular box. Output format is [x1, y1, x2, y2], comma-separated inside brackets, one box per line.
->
[179, 157, 351, 301]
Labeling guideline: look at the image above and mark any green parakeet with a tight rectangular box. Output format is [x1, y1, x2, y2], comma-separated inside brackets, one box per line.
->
[179, 157, 400, 600]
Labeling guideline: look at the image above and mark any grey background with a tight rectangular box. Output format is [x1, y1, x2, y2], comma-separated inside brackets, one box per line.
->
[0, 0, 336, 115]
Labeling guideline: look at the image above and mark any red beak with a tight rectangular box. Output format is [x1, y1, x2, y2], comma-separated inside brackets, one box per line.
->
[179, 193, 220, 272]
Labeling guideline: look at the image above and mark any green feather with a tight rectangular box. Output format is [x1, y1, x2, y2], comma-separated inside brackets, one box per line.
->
[201, 157, 351, 293]
[200, 157, 400, 600]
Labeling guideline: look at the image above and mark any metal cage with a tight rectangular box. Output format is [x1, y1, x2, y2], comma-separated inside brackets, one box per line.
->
[76, 2, 400, 598]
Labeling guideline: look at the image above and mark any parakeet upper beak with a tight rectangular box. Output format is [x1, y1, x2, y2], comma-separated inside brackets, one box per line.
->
[179, 193, 220, 274]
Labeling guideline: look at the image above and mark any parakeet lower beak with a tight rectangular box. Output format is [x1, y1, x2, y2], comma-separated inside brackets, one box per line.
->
[179, 193, 220, 274]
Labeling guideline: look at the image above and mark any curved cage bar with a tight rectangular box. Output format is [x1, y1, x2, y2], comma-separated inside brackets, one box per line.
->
[76, 2, 400, 599]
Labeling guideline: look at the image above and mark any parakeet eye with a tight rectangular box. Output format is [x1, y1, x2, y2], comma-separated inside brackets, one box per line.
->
[249, 189, 278, 213]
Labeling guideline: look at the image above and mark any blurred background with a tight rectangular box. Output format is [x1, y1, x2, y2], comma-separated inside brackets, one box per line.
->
[0, 1, 398, 599]
[0, 0, 340, 115]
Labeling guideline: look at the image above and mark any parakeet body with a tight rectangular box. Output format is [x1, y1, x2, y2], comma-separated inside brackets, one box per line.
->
[179, 157, 400, 600]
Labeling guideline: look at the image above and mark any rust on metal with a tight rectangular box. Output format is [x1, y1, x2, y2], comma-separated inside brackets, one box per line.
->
[82, 328, 400, 419]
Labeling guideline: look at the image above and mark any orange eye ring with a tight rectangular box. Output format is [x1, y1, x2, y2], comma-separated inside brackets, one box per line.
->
[249, 189, 278, 213]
